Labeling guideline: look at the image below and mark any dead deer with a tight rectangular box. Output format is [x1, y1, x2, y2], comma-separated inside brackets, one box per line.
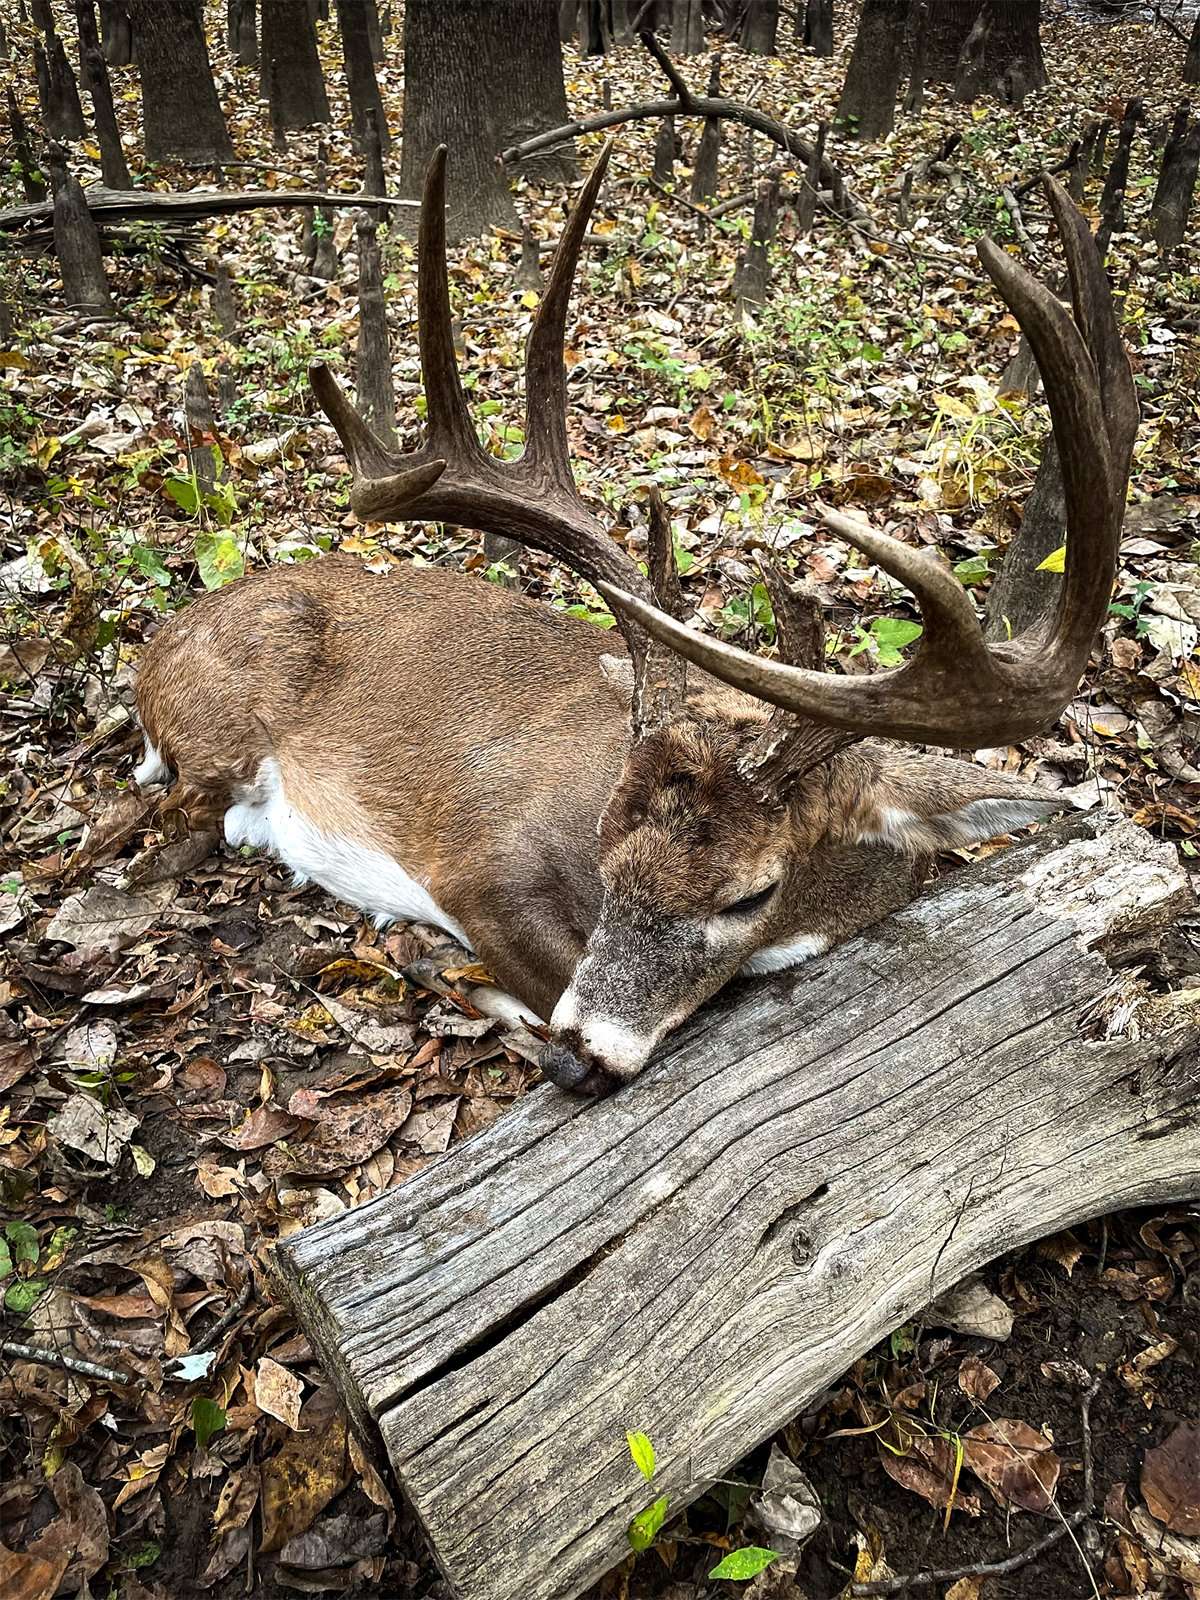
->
[134, 146, 1137, 1095]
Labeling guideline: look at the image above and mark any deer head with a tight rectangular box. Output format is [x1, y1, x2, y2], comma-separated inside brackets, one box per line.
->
[312, 146, 1137, 1095]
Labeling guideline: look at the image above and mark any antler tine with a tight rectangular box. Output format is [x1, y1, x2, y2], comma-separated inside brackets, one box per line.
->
[524, 141, 614, 478]
[418, 146, 487, 461]
[599, 187, 1138, 751]
[758, 563, 824, 671]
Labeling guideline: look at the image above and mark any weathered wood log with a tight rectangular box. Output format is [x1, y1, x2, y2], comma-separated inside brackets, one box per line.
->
[0, 187, 416, 233]
[272, 812, 1200, 1600]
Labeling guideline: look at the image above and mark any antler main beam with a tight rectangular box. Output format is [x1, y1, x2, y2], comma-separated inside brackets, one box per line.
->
[599, 179, 1138, 751]
[309, 143, 653, 609]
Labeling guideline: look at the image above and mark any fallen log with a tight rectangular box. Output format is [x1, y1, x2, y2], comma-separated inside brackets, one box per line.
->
[272, 812, 1200, 1600]
[0, 186, 417, 235]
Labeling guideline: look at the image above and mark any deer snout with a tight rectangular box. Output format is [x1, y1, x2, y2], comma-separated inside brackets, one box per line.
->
[542, 989, 655, 1095]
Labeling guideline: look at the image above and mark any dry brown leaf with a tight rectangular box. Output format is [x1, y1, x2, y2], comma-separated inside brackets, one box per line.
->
[957, 1356, 1000, 1402]
[877, 1434, 981, 1518]
[945, 1579, 984, 1600]
[218, 1106, 299, 1151]
[255, 1356, 304, 1429]
[0, 1542, 69, 1600]
[26, 1463, 110, 1590]
[1143, 1423, 1200, 1536]
[259, 1392, 351, 1553]
[962, 1418, 1061, 1514]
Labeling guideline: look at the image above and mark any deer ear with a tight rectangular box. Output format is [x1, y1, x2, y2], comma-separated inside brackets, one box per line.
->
[844, 752, 1063, 855]
[599, 653, 635, 710]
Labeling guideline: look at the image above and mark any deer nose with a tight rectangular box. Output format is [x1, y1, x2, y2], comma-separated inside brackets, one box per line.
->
[539, 1040, 621, 1097]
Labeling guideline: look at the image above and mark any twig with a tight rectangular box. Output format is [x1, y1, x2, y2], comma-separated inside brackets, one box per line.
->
[192, 1279, 253, 1354]
[851, 1377, 1103, 1596]
[1, 1338, 143, 1387]
[1002, 186, 1035, 252]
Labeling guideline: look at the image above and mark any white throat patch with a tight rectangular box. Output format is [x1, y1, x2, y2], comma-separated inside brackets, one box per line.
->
[741, 931, 830, 975]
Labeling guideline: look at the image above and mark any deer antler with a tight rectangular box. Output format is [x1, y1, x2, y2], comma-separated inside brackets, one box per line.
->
[310, 143, 685, 735]
[597, 179, 1139, 751]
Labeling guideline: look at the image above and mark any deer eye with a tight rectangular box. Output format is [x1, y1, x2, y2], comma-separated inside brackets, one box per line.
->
[719, 883, 779, 919]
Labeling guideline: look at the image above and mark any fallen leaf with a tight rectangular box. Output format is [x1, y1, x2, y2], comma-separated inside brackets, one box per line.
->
[45, 883, 172, 958]
[218, 1106, 299, 1151]
[962, 1418, 1061, 1514]
[255, 1356, 304, 1429]
[0, 1542, 69, 1600]
[878, 1433, 981, 1518]
[749, 1443, 822, 1552]
[957, 1356, 1000, 1401]
[26, 1463, 110, 1589]
[259, 1392, 351, 1553]
[925, 1275, 1013, 1341]
[1143, 1422, 1200, 1535]
[279, 1510, 388, 1569]
[48, 1094, 139, 1166]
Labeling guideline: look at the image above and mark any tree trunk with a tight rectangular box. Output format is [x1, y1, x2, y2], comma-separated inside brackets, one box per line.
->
[652, 112, 675, 182]
[49, 146, 112, 312]
[184, 362, 219, 492]
[274, 812, 1199, 1600]
[732, 169, 779, 309]
[355, 211, 397, 450]
[36, 28, 87, 141]
[362, 104, 385, 195]
[231, 0, 258, 66]
[740, 0, 778, 53]
[1185, 11, 1200, 86]
[262, 0, 329, 134]
[76, 0, 132, 188]
[919, 0, 981, 80]
[983, 437, 1063, 640]
[670, 0, 704, 54]
[99, 0, 132, 64]
[1148, 110, 1200, 255]
[337, 0, 389, 149]
[7, 85, 46, 202]
[795, 117, 826, 232]
[804, 0, 832, 54]
[1099, 95, 1143, 241]
[689, 55, 722, 201]
[126, 0, 233, 163]
[954, 0, 1045, 105]
[837, 0, 907, 140]
[400, 0, 574, 237]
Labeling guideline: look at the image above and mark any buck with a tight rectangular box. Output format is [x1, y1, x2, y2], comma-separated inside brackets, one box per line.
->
[134, 147, 1137, 1095]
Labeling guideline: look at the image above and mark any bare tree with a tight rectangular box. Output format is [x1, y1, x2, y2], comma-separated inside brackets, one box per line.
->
[126, 0, 233, 162]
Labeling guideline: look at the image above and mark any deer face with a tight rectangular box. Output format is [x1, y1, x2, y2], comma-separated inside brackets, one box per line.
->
[540, 718, 1061, 1095]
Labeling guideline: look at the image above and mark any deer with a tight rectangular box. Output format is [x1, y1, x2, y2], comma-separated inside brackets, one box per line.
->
[133, 145, 1137, 1096]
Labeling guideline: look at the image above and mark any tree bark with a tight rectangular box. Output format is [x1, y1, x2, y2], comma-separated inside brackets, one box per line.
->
[126, 0, 233, 163]
[1185, 12, 1200, 86]
[670, 0, 704, 53]
[804, 0, 833, 54]
[36, 27, 87, 141]
[837, 0, 907, 140]
[954, 0, 1045, 105]
[652, 112, 676, 182]
[274, 812, 1199, 1600]
[400, 0, 575, 236]
[740, 0, 778, 53]
[49, 147, 112, 312]
[1148, 110, 1200, 254]
[689, 55, 722, 201]
[1099, 95, 1143, 240]
[231, 0, 258, 67]
[733, 169, 779, 309]
[76, 0, 132, 188]
[355, 211, 397, 450]
[7, 85, 46, 202]
[98, 0, 132, 65]
[795, 117, 826, 232]
[184, 362, 219, 492]
[337, 0, 389, 149]
[262, 0, 329, 134]
[362, 104, 385, 195]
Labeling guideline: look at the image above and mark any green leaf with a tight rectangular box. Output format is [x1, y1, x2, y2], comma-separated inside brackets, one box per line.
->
[869, 617, 923, 667]
[164, 475, 200, 516]
[5, 1221, 40, 1266]
[0, 1238, 12, 1279]
[194, 532, 245, 591]
[4, 1277, 47, 1316]
[708, 1546, 780, 1581]
[627, 1495, 669, 1553]
[190, 1397, 226, 1451]
[952, 555, 991, 586]
[626, 1430, 656, 1481]
[131, 1144, 156, 1178]
[1036, 545, 1066, 573]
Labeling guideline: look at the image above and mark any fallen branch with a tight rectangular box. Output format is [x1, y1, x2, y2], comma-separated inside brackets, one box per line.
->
[1001, 185, 1035, 251]
[0, 186, 417, 234]
[1, 1338, 143, 1387]
[499, 32, 857, 216]
[851, 1377, 1102, 1596]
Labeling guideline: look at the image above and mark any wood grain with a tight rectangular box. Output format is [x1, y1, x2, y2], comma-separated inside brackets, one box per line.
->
[273, 814, 1199, 1600]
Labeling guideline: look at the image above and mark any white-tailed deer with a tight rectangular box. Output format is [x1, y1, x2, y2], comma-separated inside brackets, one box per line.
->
[134, 146, 1137, 1095]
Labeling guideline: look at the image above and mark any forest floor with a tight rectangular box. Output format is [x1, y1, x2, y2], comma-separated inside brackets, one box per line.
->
[1, 2, 1199, 1598]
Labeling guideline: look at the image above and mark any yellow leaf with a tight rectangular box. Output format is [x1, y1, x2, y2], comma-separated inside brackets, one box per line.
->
[607, 413, 627, 432]
[933, 393, 972, 419]
[81, 141, 100, 159]
[519, 289, 539, 309]
[0, 351, 31, 369]
[31, 436, 60, 469]
[1037, 545, 1066, 572]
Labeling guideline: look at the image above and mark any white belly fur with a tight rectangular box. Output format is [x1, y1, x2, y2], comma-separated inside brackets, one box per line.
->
[224, 758, 473, 948]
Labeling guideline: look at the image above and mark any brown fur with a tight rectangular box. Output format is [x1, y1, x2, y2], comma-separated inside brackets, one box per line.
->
[136, 553, 1060, 1066]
